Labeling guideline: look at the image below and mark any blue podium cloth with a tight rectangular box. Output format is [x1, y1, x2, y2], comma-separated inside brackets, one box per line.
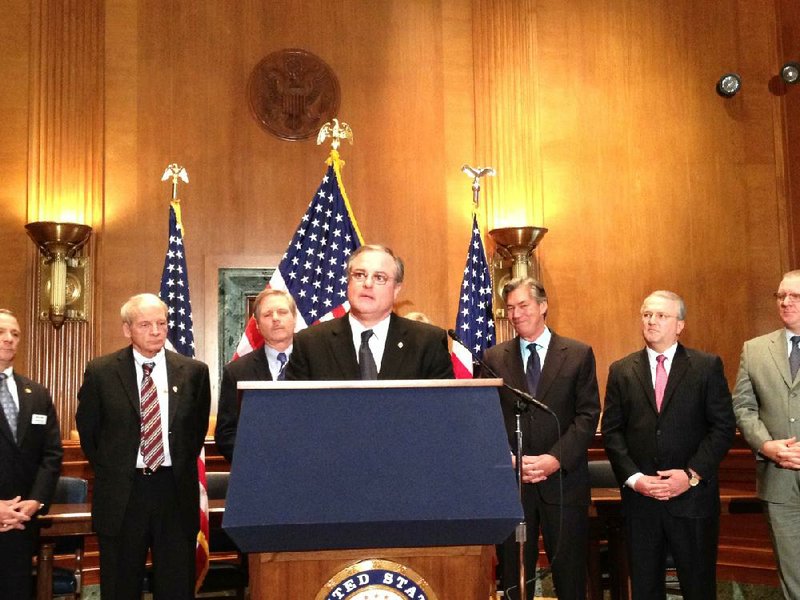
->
[224, 381, 522, 552]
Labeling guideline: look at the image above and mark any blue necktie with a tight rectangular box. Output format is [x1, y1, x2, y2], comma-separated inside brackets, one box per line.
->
[0, 374, 18, 442]
[526, 343, 541, 397]
[277, 352, 288, 380]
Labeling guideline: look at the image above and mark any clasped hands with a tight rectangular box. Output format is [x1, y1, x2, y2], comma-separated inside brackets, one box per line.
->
[761, 437, 800, 470]
[0, 497, 39, 532]
[511, 453, 561, 484]
[633, 469, 692, 501]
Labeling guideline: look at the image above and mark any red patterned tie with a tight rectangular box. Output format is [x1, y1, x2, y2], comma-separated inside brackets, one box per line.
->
[655, 354, 667, 412]
[140, 362, 164, 471]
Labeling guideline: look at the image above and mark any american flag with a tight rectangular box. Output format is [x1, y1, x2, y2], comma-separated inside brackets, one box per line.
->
[160, 202, 195, 356]
[232, 150, 363, 358]
[451, 213, 495, 378]
[157, 199, 210, 591]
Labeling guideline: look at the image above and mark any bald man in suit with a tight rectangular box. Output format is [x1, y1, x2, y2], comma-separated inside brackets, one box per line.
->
[733, 270, 800, 599]
[0, 309, 63, 600]
[286, 244, 454, 381]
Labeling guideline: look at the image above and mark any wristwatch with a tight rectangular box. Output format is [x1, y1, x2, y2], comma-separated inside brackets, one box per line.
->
[685, 468, 700, 487]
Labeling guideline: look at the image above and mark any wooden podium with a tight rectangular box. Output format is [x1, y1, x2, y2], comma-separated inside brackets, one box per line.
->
[250, 546, 495, 599]
[226, 380, 521, 599]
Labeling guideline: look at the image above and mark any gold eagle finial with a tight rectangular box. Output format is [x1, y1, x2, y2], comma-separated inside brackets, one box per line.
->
[317, 118, 353, 150]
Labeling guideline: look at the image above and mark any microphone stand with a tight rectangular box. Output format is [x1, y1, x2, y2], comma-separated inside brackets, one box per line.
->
[448, 329, 547, 600]
[513, 408, 528, 600]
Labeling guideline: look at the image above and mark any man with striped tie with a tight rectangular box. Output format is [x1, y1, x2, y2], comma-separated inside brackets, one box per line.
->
[215, 288, 297, 463]
[76, 293, 210, 600]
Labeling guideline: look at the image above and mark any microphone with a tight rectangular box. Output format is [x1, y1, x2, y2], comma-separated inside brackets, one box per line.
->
[447, 329, 555, 415]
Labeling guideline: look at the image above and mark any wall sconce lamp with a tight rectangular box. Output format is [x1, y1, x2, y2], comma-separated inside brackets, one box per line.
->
[25, 222, 92, 329]
[781, 62, 800, 85]
[716, 73, 742, 97]
[488, 226, 548, 319]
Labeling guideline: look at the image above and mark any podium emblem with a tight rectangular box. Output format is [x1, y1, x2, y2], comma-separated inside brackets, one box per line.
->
[315, 558, 439, 600]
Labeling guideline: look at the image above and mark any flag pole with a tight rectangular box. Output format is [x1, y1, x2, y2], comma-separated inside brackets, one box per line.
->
[459, 164, 533, 600]
[158, 163, 210, 593]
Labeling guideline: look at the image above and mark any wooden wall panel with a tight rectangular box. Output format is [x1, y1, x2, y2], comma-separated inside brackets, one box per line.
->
[23, 0, 104, 437]
[102, 0, 474, 398]
[0, 0, 33, 365]
[474, 0, 792, 393]
[778, 0, 800, 268]
[1, 0, 798, 424]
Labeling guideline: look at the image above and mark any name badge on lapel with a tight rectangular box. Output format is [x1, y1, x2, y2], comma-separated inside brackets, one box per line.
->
[32, 414, 47, 425]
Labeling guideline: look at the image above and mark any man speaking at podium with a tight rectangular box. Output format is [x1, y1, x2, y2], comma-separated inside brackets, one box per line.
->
[286, 244, 454, 381]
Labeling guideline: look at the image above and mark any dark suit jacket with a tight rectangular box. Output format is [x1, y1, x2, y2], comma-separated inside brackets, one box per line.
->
[601, 344, 736, 518]
[0, 373, 63, 511]
[214, 348, 273, 463]
[482, 332, 600, 505]
[285, 313, 455, 380]
[76, 346, 211, 537]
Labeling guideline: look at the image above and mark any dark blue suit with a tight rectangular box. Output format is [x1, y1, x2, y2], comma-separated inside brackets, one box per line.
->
[483, 332, 600, 600]
[0, 373, 63, 600]
[214, 348, 273, 463]
[77, 347, 210, 600]
[286, 313, 454, 380]
[601, 344, 736, 599]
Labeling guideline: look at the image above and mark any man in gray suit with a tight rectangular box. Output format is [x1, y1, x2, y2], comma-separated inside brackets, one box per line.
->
[733, 270, 800, 599]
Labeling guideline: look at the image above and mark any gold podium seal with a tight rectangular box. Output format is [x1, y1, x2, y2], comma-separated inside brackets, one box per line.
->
[315, 558, 439, 600]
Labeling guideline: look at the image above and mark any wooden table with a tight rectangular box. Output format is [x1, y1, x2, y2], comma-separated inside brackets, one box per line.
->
[36, 500, 225, 600]
[587, 486, 761, 600]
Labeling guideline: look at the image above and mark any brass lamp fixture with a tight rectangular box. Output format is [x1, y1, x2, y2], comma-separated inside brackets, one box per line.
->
[489, 226, 548, 319]
[25, 222, 92, 329]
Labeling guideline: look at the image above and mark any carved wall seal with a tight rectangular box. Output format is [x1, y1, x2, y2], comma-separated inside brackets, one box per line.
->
[248, 48, 341, 141]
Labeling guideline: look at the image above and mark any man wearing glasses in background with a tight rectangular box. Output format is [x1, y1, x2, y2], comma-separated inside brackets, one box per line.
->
[286, 244, 454, 381]
[602, 290, 735, 600]
[734, 270, 800, 600]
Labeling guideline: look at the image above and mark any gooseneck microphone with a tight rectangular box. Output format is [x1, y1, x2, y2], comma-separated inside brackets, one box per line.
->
[447, 329, 555, 415]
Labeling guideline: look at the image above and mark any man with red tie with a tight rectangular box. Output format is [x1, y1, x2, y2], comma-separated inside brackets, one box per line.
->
[77, 293, 210, 600]
[601, 290, 735, 599]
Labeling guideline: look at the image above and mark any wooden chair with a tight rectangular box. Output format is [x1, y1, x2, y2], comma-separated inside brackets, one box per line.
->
[47, 476, 89, 600]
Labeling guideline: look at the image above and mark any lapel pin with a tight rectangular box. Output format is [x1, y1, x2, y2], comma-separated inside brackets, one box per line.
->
[172, 386, 178, 392]
[24, 387, 32, 393]
[398, 342, 404, 349]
